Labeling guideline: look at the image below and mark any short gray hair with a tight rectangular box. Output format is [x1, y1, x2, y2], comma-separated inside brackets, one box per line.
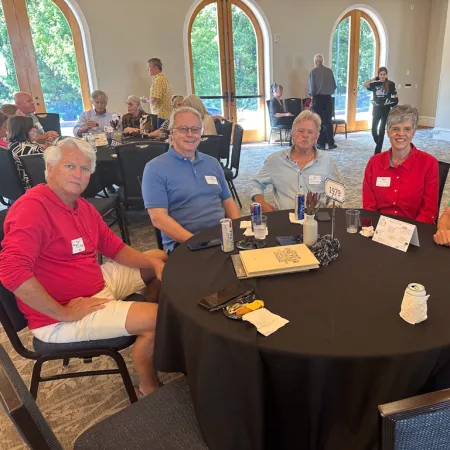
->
[91, 90, 108, 101]
[314, 54, 324, 65]
[44, 138, 97, 180]
[292, 110, 321, 132]
[147, 58, 162, 71]
[168, 107, 203, 145]
[127, 95, 141, 107]
[387, 104, 419, 131]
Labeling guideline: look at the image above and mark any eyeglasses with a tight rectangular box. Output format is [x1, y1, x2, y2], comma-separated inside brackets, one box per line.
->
[125, 102, 135, 107]
[172, 126, 202, 135]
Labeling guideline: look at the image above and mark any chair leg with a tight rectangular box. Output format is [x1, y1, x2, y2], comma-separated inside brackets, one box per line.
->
[269, 129, 273, 144]
[228, 181, 236, 199]
[154, 227, 164, 251]
[334, 125, 337, 136]
[116, 204, 130, 245]
[108, 351, 138, 404]
[30, 360, 44, 400]
[230, 181, 242, 208]
[279, 129, 283, 146]
[345, 124, 348, 139]
[62, 358, 70, 368]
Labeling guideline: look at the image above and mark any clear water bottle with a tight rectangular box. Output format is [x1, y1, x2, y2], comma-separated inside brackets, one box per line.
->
[87, 133, 97, 151]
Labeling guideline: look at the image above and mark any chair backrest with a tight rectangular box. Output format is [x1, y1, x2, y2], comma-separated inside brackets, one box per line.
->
[230, 124, 244, 174]
[214, 120, 233, 161]
[266, 100, 276, 127]
[0, 344, 62, 450]
[198, 135, 222, 160]
[19, 154, 46, 187]
[0, 148, 26, 201]
[438, 160, 449, 210]
[116, 142, 169, 205]
[379, 388, 450, 450]
[284, 98, 303, 117]
[35, 113, 61, 135]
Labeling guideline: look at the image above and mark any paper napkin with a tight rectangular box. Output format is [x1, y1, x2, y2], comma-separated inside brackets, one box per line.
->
[242, 308, 289, 336]
[240, 221, 252, 229]
[289, 212, 304, 225]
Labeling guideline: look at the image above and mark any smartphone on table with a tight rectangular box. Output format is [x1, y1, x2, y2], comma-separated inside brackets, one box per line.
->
[198, 284, 246, 311]
[188, 238, 221, 251]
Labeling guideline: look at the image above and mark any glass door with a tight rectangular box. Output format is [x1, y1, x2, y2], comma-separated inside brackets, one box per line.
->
[332, 10, 379, 132]
[189, 0, 265, 142]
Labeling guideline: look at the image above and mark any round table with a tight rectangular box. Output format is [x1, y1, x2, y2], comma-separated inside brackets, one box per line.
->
[154, 209, 450, 450]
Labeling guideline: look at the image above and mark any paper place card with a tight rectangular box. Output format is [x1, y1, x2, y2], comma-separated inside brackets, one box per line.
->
[289, 212, 304, 225]
[325, 178, 345, 204]
[240, 221, 251, 229]
[244, 227, 268, 237]
[242, 308, 289, 336]
[372, 215, 420, 252]
[94, 134, 107, 146]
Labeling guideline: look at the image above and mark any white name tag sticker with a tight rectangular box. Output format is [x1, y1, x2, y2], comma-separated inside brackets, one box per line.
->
[71, 238, 85, 254]
[325, 178, 345, 204]
[309, 175, 321, 185]
[205, 176, 218, 185]
[376, 177, 391, 187]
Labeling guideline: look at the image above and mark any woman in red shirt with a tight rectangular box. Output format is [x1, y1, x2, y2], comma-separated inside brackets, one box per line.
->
[362, 104, 438, 224]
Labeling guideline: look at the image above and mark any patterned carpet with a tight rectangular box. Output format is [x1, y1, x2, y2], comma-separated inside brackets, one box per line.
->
[1, 129, 449, 449]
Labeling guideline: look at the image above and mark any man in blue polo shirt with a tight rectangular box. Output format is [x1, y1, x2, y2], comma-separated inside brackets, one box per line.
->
[142, 106, 239, 252]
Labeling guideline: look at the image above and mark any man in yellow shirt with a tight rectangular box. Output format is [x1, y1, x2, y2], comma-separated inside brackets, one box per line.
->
[147, 58, 173, 128]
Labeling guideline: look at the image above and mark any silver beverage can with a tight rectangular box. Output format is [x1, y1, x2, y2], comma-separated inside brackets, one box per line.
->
[405, 283, 426, 297]
[220, 218, 234, 252]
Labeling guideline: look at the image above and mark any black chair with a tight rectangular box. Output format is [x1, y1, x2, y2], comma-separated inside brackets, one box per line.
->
[438, 160, 450, 210]
[35, 113, 62, 135]
[0, 148, 25, 205]
[19, 154, 130, 245]
[332, 97, 347, 138]
[266, 100, 292, 145]
[215, 119, 233, 167]
[198, 135, 222, 160]
[0, 209, 140, 403]
[0, 344, 208, 450]
[284, 97, 303, 118]
[223, 124, 243, 208]
[116, 142, 168, 208]
[378, 388, 450, 450]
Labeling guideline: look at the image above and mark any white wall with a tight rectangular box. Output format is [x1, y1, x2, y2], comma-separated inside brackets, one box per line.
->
[73, 0, 434, 119]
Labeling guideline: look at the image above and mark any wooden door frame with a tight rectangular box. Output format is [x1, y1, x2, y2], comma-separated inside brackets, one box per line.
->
[188, 0, 266, 142]
[1, 0, 91, 112]
[337, 9, 380, 132]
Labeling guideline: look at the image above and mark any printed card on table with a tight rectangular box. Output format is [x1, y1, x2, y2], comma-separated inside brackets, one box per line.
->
[372, 215, 420, 252]
[325, 178, 345, 204]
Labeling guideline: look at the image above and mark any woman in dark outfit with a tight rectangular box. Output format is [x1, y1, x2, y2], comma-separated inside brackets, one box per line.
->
[364, 67, 398, 154]
[269, 83, 294, 127]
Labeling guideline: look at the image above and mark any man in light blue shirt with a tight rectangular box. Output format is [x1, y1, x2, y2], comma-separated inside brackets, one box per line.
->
[73, 90, 121, 137]
[250, 110, 340, 212]
[142, 106, 240, 252]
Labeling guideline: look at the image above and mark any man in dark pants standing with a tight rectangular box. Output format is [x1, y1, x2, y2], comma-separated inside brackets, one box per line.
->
[308, 54, 337, 150]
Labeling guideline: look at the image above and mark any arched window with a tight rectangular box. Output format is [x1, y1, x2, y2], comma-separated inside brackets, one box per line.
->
[0, 0, 90, 131]
[188, 0, 265, 142]
[332, 9, 381, 132]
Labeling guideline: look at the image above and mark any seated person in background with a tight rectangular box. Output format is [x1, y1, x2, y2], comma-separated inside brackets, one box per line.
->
[122, 95, 152, 135]
[0, 112, 8, 147]
[250, 110, 340, 212]
[142, 106, 239, 253]
[147, 95, 184, 138]
[1, 104, 17, 116]
[182, 95, 217, 135]
[0, 138, 167, 396]
[433, 202, 450, 246]
[14, 92, 58, 145]
[8, 116, 46, 189]
[269, 83, 294, 126]
[363, 105, 438, 224]
[73, 90, 121, 137]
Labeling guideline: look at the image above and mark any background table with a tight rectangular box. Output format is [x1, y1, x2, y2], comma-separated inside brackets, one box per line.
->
[154, 209, 450, 450]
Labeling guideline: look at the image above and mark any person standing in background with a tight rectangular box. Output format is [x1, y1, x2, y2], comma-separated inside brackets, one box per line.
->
[308, 54, 337, 150]
[363, 67, 398, 154]
[145, 58, 172, 128]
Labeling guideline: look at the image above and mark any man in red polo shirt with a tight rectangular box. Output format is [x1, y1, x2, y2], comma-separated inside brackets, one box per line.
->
[0, 138, 167, 396]
[363, 104, 438, 224]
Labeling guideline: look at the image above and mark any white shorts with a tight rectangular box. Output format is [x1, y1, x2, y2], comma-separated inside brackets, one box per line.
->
[32, 261, 146, 343]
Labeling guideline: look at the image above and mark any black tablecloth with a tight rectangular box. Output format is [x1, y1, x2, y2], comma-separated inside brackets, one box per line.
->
[154, 209, 450, 450]
[95, 146, 121, 186]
